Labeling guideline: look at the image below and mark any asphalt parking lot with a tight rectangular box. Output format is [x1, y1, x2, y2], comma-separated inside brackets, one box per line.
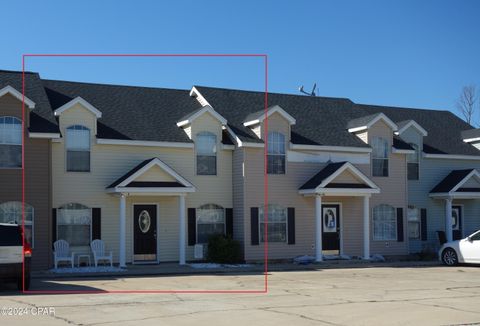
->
[1, 264, 480, 325]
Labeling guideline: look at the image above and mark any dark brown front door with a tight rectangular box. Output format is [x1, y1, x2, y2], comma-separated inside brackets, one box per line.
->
[322, 204, 340, 251]
[133, 204, 157, 261]
[452, 205, 463, 240]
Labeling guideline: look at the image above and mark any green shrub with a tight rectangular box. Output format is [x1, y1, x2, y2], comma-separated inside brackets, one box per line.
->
[206, 234, 243, 264]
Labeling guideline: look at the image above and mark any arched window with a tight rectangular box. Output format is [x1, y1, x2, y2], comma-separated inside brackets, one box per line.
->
[259, 204, 287, 242]
[66, 125, 90, 172]
[407, 143, 420, 180]
[57, 203, 91, 246]
[267, 131, 286, 174]
[373, 204, 397, 241]
[0, 116, 22, 167]
[196, 204, 225, 243]
[371, 137, 389, 177]
[0, 201, 34, 246]
[196, 131, 217, 175]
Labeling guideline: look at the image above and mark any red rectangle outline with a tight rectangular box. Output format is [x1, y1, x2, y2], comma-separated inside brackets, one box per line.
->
[21, 53, 269, 294]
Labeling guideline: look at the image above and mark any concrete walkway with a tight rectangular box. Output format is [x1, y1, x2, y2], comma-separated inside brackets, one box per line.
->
[32, 259, 441, 279]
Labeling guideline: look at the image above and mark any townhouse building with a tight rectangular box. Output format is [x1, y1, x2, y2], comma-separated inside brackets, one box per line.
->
[1, 69, 479, 269]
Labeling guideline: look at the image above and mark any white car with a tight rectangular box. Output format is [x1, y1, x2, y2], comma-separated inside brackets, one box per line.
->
[439, 230, 480, 266]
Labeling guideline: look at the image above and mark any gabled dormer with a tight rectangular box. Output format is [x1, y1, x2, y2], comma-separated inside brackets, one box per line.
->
[348, 113, 398, 177]
[53, 97, 102, 173]
[462, 128, 480, 151]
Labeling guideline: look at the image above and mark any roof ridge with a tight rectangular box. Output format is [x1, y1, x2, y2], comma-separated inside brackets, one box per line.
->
[194, 85, 353, 102]
[355, 102, 450, 114]
[42, 78, 191, 92]
[0, 69, 37, 75]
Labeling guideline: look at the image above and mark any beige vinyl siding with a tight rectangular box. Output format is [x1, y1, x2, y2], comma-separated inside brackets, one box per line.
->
[358, 119, 409, 256]
[262, 112, 290, 141]
[333, 169, 364, 184]
[52, 104, 233, 263]
[241, 116, 409, 261]
[356, 131, 368, 144]
[243, 146, 373, 260]
[0, 93, 51, 270]
[232, 148, 245, 247]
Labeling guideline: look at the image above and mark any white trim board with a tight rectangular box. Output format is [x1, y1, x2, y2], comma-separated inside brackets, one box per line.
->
[348, 113, 398, 133]
[54, 97, 102, 118]
[176, 105, 227, 127]
[243, 105, 296, 127]
[395, 120, 428, 137]
[0, 85, 35, 109]
[96, 138, 194, 148]
[423, 153, 480, 161]
[29, 132, 61, 139]
[290, 143, 372, 153]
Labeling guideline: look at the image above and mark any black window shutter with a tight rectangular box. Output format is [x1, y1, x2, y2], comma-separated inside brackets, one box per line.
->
[420, 208, 427, 241]
[92, 208, 101, 240]
[397, 207, 404, 242]
[287, 207, 295, 245]
[188, 208, 196, 246]
[52, 208, 57, 247]
[251, 207, 259, 245]
[225, 208, 233, 238]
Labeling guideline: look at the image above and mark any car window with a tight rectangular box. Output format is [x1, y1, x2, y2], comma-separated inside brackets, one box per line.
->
[0, 225, 22, 246]
[470, 232, 480, 241]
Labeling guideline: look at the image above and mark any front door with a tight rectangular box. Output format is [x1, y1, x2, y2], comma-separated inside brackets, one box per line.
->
[452, 206, 463, 240]
[133, 204, 157, 262]
[322, 204, 340, 251]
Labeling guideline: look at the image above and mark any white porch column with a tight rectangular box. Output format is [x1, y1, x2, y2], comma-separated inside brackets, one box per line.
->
[179, 195, 186, 265]
[363, 195, 370, 260]
[315, 195, 323, 262]
[445, 198, 453, 243]
[119, 193, 126, 267]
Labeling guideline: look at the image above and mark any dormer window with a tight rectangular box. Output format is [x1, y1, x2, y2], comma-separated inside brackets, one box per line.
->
[66, 125, 90, 172]
[372, 137, 389, 177]
[196, 131, 217, 175]
[407, 143, 420, 180]
[0, 116, 22, 168]
[267, 131, 286, 174]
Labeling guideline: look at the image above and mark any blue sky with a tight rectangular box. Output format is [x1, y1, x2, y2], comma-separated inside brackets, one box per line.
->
[2, 0, 479, 117]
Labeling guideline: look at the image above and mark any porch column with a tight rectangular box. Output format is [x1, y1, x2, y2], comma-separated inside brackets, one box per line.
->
[363, 195, 370, 260]
[119, 193, 126, 267]
[445, 198, 453, 243]
[179, 195, 186, 265]
[315, 194, 323, 262]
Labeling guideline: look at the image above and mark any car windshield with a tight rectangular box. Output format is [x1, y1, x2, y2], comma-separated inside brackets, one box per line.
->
[0, 225, 22, 246]
[468, 230, 480, 241]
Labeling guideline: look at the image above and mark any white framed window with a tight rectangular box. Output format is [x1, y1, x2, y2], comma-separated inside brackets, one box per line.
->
[66, 125, 90, 172]
[259, 204, 287, 242]
[196, 132, 217, 175]
[196, 204, 225, 243]
[408, 207, 420, 239]
[0, 201, 34, 246]
[373, 204, 397, 241]
[57, 203, 91, 246]
[0, 116, 22, 168]
[267, 131, 286, 174]
[407, 143, 420, 180]
[371, 137, 389, 177]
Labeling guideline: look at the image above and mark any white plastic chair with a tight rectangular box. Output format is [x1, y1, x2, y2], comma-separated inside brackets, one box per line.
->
[53, 240, 74, 269]
[91, 239, 113, 267]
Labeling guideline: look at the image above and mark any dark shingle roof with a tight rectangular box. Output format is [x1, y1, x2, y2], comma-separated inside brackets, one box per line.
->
[0, 70, 58, 133]
[195, 86, 370, 147]
[42, 79, 202, 143]
[393, 136, 414, 150]
[356, 104, 479, 156]
[430, 169, 474, 193]
[461, 128, 480, 140]
[1, 69, 475, 156]
[299, 162, 348, 190]
[346, 113, 382, 130]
